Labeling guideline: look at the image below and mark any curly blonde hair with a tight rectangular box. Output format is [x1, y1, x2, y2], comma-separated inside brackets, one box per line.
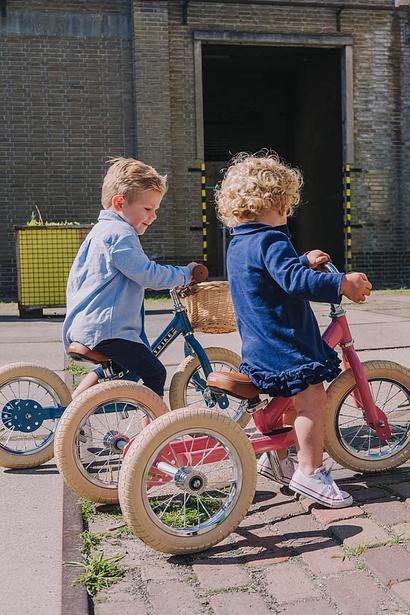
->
[215, 152, 303, 227]
[101, 157, 167, 209]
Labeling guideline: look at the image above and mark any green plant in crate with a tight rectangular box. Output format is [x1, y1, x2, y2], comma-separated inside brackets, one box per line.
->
[26, 207, 81, 227]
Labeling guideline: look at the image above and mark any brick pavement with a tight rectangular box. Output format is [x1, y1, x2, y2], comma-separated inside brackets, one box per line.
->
[90, 465, 410, 615]
[2, 293, 410, 614]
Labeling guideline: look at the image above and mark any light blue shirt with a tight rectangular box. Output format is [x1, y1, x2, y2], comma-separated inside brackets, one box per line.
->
[63, 210, 191, 352]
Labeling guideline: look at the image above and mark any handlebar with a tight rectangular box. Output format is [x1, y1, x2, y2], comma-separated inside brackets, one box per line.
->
[321, 262, 340, 275]
[174, 261, 345, 311]
[192, 262, 338, 284]
[191, 263, 340, 282]
[320, 261, 344, 308]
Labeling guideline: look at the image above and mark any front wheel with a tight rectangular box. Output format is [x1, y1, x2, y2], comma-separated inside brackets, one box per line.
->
[0, 363, 71, 468]
[119, 408, 257, 555]
[54, 381, 168, 503]
[169, 347, 251, 428]
[325, 360, 410, 472]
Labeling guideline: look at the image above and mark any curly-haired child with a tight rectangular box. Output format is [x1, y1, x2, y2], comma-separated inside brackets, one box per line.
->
[215, 152, 372, 508]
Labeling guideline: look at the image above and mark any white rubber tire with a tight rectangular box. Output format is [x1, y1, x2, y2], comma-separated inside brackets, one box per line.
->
[119, 407, 257, 554]
[325, 360, 410, 472]
[54, 381, 168, 503]
[0, 363, 71, 468]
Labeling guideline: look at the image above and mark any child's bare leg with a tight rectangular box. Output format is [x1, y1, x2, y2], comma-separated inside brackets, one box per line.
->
[72, 371, 99, 399]
[277, 402, 297, 460]
[292, 382, 326, 475]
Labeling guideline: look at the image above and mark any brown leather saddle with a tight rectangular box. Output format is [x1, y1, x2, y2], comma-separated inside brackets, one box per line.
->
[67, 342, 110, 365]
[206, 371, 260, 400]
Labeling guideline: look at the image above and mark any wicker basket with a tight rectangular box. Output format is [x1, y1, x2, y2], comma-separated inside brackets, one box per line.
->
[183, 281, 237, 333]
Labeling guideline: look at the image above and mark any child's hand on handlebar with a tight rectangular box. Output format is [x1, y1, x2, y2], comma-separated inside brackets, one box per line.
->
[177, 263, 208, 296]
[188, 262, 200, 273]
[341, 272, 372, 303]
[187, 262, 209, 284]
[305, 250, 331, 269]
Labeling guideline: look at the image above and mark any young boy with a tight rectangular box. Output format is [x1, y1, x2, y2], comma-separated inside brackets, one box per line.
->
[63, 157, 197, 398]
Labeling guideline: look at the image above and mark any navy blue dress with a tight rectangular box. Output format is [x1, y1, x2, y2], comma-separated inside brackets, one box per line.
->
[227, 223, 344, 397]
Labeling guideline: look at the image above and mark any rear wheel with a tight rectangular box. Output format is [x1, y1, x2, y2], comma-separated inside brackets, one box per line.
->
[325, 360, 410, 472]
[169, 348, 250, 428]
[0, 363, 71, 468]
[54, 381, 168, 503]
[119, 407, 257, 554]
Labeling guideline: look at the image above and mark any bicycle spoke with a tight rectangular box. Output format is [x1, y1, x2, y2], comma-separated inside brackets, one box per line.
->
[4, 426, 15, 446]
[347, 423, 366, 446]
[197, 496, 215, 519]
[343, 400, 364, 411]
[382, 388, 402, 410]
[157, 493, 180, 519]
[373, 380, 383, 404]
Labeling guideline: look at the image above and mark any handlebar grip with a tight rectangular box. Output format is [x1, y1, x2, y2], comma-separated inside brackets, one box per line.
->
[191, 264, 209, 283]
[321, 262, 340, 275]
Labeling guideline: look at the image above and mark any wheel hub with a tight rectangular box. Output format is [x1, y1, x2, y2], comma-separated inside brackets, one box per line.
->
[102, 430, 130, 453]
[174, 466, 208, 495]
[1, 399, 45, 432]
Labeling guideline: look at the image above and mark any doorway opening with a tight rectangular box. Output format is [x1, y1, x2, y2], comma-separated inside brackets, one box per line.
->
[202, 43, 344, 276]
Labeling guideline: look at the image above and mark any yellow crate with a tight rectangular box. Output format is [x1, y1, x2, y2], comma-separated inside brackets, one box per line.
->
[16, 225, 92, 308]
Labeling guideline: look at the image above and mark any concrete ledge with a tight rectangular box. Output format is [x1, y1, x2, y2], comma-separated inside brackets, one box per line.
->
[194, 30, 354, 47]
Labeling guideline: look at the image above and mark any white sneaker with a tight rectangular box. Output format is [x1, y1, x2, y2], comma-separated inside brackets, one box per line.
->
[289, 466, 353, 509]
[257, 452, 296, 486]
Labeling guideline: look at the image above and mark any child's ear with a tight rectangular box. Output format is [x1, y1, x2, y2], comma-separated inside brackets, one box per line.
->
[111, 194, 124, 211]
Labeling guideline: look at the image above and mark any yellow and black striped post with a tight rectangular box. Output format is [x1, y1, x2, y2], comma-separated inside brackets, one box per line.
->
[343, 163, 352, 273]
[201, 162, 207, 263]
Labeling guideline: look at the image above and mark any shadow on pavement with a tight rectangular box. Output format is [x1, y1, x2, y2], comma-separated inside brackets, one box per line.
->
[0, 315, 64, 323]
[5, 464, 59, 475]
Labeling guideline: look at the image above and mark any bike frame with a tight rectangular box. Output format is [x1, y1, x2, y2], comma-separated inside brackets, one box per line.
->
[151, 288, 212, 370]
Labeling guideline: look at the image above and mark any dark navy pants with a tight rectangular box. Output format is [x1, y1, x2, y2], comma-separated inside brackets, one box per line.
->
[93, 338, 166, 397]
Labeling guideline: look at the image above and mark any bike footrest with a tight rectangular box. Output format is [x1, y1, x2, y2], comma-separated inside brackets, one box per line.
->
[262, 426, 293, 437]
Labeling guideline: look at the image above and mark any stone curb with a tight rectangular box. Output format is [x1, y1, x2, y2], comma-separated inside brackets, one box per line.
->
[61, 355, 90, 615]
[61, 483, 90, 615]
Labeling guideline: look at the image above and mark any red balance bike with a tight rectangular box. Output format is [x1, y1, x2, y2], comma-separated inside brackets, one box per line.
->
[118, 263, 410, 554]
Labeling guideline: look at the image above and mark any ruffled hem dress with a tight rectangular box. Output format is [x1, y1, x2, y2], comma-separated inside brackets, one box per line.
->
[227, 223, 344, 398]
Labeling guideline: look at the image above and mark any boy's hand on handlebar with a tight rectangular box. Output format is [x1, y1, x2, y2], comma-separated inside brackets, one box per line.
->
[188, 262, 200, 273]
[305, 250, 331, 269]
[187, 262, 208, 284]
[341, 272, 372, 303]
[177, 263, 208, 297]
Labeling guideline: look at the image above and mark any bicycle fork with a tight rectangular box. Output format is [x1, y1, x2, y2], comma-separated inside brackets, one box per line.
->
[323, 310, 392, 441]
[342, 344, 391, 440]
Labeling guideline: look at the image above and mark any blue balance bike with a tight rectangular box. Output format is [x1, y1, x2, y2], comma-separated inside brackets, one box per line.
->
[0, 266, 244, 503]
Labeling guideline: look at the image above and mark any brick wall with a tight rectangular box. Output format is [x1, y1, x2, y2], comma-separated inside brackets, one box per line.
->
[133, 0, 410, 287]
[0, 0, 135, 299]
[1, 0, 410, 296]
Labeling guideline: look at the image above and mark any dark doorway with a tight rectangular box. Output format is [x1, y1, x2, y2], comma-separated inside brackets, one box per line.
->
[202, 44, 344, 276]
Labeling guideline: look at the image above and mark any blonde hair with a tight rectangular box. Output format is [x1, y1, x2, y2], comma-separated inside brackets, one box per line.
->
[215, 152, 303, 227]
[101, 157, 167, 209]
